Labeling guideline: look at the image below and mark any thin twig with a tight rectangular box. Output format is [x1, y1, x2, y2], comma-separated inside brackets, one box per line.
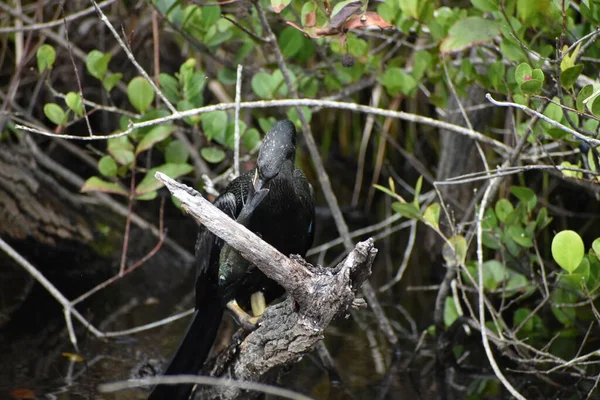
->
[16, 98, 511, 151]
[234, 64, 242, 177]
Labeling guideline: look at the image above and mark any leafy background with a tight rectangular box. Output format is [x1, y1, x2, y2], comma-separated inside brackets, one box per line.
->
[2, 0, 600, 399]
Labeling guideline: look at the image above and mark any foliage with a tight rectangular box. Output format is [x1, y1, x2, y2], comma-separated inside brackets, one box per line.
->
[5, 0, 600, 398]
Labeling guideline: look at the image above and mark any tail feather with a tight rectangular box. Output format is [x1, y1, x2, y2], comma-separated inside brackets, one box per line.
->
[148, 300, 223, 400]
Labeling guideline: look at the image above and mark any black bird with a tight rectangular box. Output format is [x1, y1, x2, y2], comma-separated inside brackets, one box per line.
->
[148, 120, 315, 400]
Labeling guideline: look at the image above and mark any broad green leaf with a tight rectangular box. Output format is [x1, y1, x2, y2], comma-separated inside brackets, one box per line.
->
[483, 260, 507, 290]
[135, 163, 193, 195]
[98, 156, 117, 178]
[270, 0, 291, 13]
[560, 65, 584, 89]
[488, 61, 506, 90]
[107, 136, 135, 165]
[201, 111, 228, 141]
[86, 50, 111, 80]
[251, 71, 284, 99]
[517, 0, 550, 23]
[440, 17, 499, 53]
[515, 63, 532, 85]
[44, 103, 66, 125]
[551, 288, 577, 326]
[279, 27, 304, 58]
[412, 50, 432, 81]
[535, 207, 551, 230]
[137, 191, 158, 201]
[423, 203, 440, 230]
[520, 79, 543, 95]
[127, 77, 155, 113]
[159, 73, 180, 104]
[592, 238, 600, 258]
[65, 92, 84, 117]
[495, 199, 513, 222]
[36, 44, 56, 73]
[200, 147, 226, 163]
[510, 186, 536, 212]
[165, 140, 189, 164]
[391, 202, 421, 219]
[552, 230, 585, 273]
[513, 308, 534, 332]
[379, 67, 417, 96]
[471, 0, 498, 12]
[243, 128, 260, 151]
[81, 176, 127, 196]
[103, 73, 122, 92]
[507, 225, 533, 248]
[577, 85, 594, 112]
[136, 124, 175, 154]
[443, 235, 467, 265]
[443, 296, 459, 327]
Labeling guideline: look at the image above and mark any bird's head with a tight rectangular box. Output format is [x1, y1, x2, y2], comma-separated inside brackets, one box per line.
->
[254, 120, 297, 191]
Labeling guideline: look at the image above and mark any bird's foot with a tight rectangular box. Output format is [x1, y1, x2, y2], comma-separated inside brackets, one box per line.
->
[227, 300, 261, 331]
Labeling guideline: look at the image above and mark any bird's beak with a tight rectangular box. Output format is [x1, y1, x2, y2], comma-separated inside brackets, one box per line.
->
[253, 169, 265, 191]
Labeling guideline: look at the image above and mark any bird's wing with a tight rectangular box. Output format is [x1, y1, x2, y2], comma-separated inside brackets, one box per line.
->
[294, 168, 316, 255]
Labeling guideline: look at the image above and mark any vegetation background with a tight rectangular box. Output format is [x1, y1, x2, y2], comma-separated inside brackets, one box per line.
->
[2, 0, 600, 399]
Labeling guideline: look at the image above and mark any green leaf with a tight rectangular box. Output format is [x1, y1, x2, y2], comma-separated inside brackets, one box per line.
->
[127, 77, 155, 113]
[412, 51, 432, 81]
[495, 199, 514, 222]
[301, 2, 317, 26]
[243, 128, 260, 151]
[391, 202, 421, 220]
[86, 50, 111, 80]
[517, 0, 550, 23]
[81, 176, 127, 196]
[577, 85, 594, 112]
[279, 27, 304, 58]
[471, 0, 498, 12]
[36, 44, 56, 73]
[592, 238, 600, 259]
[423, 203, 440, 230]
[443, 296, 459, 327]
[43, 103, 66, 125]
[137, 191, 158, 201]
[159, 73, 180, 104]
[379, 67, 418, 96]
[201, 111, 228, 141]
[103, 73, 122, 92]
[510, 186, 536, 212]
[136, 124, 175, 154]
[507, 225, 533, 248]
[488, 61, 506, 90]
[551, 288, 577, 327]
[443, 235, 467, 265]
[413, 176, 423, 208]
[98, 156, 118, 178]
[482, 260, 507, 290]
[520, 79, 543, 95]
[165, 140, 189, 164]
[552, 230, 585, 274]
[513, 308, 534, 332]
[440, 17, 499, 54]
[65, 92, 84, 117]
[531, 68, 544, 82]
[107, 136, 135, 165]
[535, 207, 552, 230]
[515, 63, 532, 85]
[560, 65, 584, 89]
[135, 163, 193, 195]
[200, 147, 226, 163]
[251, 71, 285, 99]
[270, 0, 291, 13]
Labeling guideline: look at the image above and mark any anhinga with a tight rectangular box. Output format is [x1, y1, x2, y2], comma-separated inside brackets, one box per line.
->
[148, 120, 315, 399]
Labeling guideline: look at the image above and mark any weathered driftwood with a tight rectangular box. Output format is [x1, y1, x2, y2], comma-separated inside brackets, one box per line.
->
[155, 172, 377, 399]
